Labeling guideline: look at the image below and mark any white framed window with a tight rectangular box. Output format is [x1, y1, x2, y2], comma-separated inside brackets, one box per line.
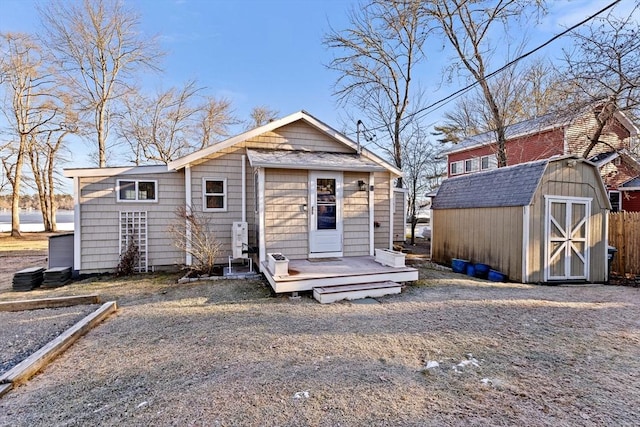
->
[450, 161, 464, 176]
[465, 158, 479, 173]
[117, 180, 157, 202]
[481, 155, 498, 170]
[203, 177, 227, 212]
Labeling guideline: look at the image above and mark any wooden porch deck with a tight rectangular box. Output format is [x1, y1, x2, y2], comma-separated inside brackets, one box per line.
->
[262, 256, 419, 294]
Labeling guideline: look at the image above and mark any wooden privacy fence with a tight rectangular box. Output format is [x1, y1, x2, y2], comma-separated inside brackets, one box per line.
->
[608, 212, 640, 275]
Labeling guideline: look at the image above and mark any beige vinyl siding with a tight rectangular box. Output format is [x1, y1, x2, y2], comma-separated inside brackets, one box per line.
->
[343, 172, 370, 256]
[245, 121, 353, 153]
[393, 190, 406, 242]
[565, 115, 627, 156]
[190, 146, 256, 262]
[526, 160, 609, 282]
[263, 169, 308, 259]
[374, 171, 391, 249]
[79, 171, 185, 272]
[432, 206, 524, 280]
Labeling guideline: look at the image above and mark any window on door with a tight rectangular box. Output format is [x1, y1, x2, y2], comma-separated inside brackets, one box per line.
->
[316, 178, 336, 230]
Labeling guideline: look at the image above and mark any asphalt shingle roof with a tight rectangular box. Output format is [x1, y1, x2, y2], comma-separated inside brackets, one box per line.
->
[444, 112, 574, 155]
[432, 159, 549, 209]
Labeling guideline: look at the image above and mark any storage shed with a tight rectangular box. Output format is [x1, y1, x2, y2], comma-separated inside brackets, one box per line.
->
[431, 156, 611, 283]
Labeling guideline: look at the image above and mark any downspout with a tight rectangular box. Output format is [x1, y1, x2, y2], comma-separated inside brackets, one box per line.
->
[185, 165, 192, 266]
[73, 176, 81, 272]
[242, 155, 246, 223]
[369, 172, 375, 255]
[258, 168, 266, 269]
[389, 176, 394, 250]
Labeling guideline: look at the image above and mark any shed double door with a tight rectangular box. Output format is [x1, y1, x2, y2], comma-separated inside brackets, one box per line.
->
[544, 197, 590, 281]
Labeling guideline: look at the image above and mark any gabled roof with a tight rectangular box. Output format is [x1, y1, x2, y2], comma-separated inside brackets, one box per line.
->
[168, 110, 402, 176]
[444, 109, 639, 156]
[64, 111, 403, 178]
[432, 159, 548, 209]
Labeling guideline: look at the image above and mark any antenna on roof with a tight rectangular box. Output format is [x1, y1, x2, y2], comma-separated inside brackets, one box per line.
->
[356, 120, 375, 155]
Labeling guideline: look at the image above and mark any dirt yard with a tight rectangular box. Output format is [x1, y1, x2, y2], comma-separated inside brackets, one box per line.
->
[1, 262, 639, 426]
[0, 233, 51, 293]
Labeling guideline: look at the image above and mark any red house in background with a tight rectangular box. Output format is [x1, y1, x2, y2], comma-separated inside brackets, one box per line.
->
[444, 109, 640, 211]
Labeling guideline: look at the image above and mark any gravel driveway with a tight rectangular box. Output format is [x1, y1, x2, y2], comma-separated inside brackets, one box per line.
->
[1, 269, 639, 426]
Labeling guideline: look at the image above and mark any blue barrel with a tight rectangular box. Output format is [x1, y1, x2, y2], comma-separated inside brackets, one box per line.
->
[451, 258, 469, 274]
[466, 263, 476, 277]
[474, 263, 491, 279]
[488, 269, 506, 282]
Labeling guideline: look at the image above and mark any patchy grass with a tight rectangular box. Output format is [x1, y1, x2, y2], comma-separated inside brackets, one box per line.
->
[1, 264, 639, 426]
[0, 232, 52, 252]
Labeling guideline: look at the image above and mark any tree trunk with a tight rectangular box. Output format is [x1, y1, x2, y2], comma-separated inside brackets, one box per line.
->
[10, 136, 26, 238]
[48, 155, 57, 232]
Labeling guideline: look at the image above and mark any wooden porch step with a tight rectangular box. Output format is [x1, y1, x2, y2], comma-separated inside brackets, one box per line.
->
[313, 281, 402, 304]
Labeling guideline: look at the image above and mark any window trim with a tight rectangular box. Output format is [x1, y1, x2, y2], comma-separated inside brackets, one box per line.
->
[450, 160, 464, 176]
[609, 190, 621, 212]
[116, 179, 158, 203]
[465, 158, 479, 173]
[480, 155, 497, 171]
[202, 177, 227, 212]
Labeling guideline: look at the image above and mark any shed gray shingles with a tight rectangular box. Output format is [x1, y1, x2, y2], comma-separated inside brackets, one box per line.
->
[432, 159, 549, 209]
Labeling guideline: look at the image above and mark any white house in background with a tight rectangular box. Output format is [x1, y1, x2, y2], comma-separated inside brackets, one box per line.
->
[64, 111, 417, 296]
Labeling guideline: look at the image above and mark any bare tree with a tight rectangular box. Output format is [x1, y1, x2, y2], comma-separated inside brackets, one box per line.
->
[246, 105, 279, 129]
[28, 114, 74, 231]
[39, 0, 162, 167]
[197, 96, 235, 149]
[426, 0, 546, 167]
[324, 0, 429, 185]
[402, 125, 445, 244]
[561, 6, 640, 158]
[170, 206, 222, 276]
[435, 60, 565, 144]
[118, 81, 236, 164]
[0, 33, 59, 237]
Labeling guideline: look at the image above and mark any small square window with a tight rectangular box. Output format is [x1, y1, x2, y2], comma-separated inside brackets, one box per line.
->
[465, 158, 479, 173]
[450, 161, 463, 176]
[138, 181, 156, 200]
[481, 155, 497, 170]
[203, 178, 226, 212]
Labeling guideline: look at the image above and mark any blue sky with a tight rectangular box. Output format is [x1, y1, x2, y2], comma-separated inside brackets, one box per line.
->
[0, 0, 634, 176]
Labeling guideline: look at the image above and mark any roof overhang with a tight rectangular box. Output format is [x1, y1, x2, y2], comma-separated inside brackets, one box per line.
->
[63, 165, 171, 178]
[246, 149, 387, 172]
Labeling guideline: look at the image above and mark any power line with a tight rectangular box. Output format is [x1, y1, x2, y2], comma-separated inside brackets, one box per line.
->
[347, 0, 622, 137]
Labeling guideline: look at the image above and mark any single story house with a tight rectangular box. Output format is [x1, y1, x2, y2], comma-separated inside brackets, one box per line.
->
[64, 111, 417, 296]
[431, 156, 611, 284]
[444, 108, 640, 211]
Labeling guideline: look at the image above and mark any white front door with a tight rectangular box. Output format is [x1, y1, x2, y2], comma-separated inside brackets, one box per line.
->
[309, 171, 343, 256]
[545, 196, 591, 281]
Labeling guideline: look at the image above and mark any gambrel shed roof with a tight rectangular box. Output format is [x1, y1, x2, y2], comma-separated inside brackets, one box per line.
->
[432, 159, 549, 209]
[432, 156, 610, 210]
